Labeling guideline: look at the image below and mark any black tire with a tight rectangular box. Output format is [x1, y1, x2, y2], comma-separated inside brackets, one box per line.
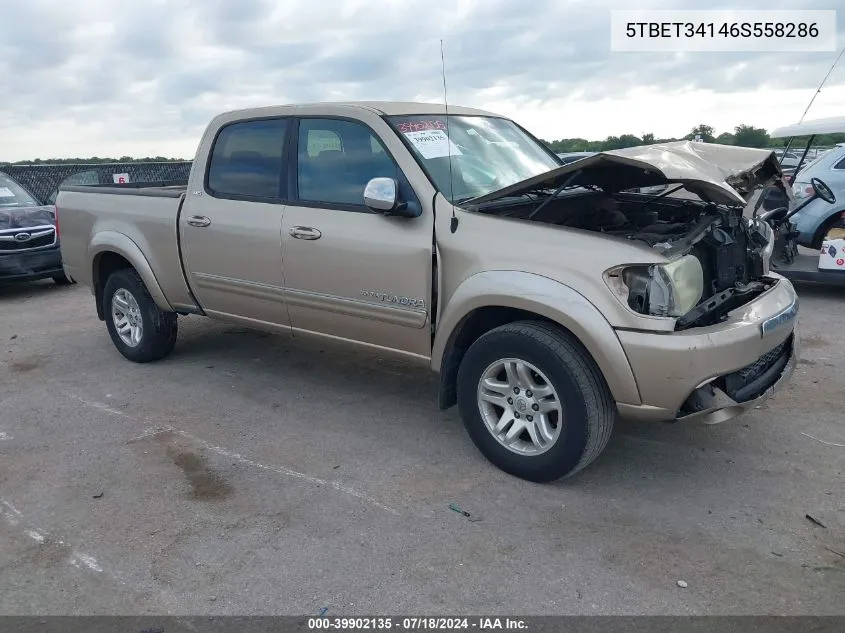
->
[456, 321, 615, 482]
[102, 268, 177, 363]
[52, 273, 75, 286]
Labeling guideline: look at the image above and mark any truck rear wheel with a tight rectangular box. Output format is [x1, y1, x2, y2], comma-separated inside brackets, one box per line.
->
[102, 268, 177, 363]
[456, 321, 616, 482]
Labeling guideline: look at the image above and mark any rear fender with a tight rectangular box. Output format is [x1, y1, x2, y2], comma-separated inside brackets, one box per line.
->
[90, 231, 173, 314]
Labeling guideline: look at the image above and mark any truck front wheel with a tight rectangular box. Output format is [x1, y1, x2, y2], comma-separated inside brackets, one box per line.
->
[102, 268, 177, 363]
[456, 321, 616, 482]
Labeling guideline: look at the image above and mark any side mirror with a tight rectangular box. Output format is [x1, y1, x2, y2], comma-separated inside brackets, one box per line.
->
[811, 177, 836, 204]
[363, 177, 419, 218]
[364, 177, 399, 212]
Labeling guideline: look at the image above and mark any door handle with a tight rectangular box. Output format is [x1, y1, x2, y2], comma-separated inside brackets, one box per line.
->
[289, 226, 322, 240]
[187, 215, 211, 228]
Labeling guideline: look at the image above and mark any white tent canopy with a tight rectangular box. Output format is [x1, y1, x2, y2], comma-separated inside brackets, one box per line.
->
[770, 116, 845, 139]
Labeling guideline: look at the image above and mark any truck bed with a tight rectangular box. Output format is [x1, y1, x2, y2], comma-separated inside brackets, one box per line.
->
[56, 183, 198, 312]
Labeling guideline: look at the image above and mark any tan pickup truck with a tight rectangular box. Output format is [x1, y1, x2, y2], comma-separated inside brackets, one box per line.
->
[56, 102, 799, 482]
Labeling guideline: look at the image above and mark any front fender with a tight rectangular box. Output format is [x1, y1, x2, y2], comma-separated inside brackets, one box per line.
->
[89, 231, 174, 312]
[432, 270, 641, 406]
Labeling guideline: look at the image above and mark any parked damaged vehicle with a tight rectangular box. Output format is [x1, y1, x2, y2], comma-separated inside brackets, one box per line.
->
[465, 141, 788, 331]
[0, 172, 73, 286]
[56, 103, 797, 482]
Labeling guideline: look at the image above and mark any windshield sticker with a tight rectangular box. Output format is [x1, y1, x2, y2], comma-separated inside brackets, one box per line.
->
[404, 129, 462, 159]
[397, 120, 447, 134]
[0, 187, 15, 198]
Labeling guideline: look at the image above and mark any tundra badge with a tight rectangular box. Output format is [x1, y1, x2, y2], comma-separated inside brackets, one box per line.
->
[361, 290, 426, 309]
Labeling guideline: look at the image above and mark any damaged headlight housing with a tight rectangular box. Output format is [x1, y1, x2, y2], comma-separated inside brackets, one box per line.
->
[748, 217, 774, 275]
[604, 255, 704, 318]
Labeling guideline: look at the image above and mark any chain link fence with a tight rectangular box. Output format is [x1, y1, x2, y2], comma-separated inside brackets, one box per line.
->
[0, 162, 192, 205]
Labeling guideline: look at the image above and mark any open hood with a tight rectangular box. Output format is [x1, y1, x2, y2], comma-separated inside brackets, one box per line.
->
[466, 141, 784, 208]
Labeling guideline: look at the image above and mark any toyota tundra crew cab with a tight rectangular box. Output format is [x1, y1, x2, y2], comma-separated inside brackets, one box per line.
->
[56, 102, 799, 482]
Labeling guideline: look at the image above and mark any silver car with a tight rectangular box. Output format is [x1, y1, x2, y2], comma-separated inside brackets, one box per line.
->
[790, 143, 845, 248]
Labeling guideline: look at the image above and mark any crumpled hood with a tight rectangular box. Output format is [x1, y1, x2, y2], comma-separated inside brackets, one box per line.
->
[467, 141, 784, 207]
[0, 205, 56, 230]
[606, 141, 784, 200]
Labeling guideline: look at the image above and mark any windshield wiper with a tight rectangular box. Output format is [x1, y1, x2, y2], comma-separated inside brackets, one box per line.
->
[639, 184, 685, 210]
[527, 169, 583, 219]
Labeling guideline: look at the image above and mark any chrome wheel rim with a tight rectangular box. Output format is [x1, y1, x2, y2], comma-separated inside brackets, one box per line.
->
[477, 358, 563, 456]
[111, 288, 143, 348]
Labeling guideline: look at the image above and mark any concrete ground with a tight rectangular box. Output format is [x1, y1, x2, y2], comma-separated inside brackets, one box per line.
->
[0, 280, 843, 616]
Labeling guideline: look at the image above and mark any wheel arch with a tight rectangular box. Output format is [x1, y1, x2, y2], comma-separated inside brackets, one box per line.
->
[432, 271, 641, 410]
[811, 209, 845, 249]
[90, 232, 173, 320]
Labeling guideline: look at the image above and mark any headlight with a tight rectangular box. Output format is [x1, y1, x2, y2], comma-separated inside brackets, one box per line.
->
[792, 181, 815, 201]
[604, 255, 704, 318]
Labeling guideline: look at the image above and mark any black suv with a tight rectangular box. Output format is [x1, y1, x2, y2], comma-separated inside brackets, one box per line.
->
[0, 172, 72, 286]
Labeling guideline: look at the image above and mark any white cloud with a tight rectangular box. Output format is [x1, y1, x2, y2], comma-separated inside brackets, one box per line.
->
[483, 84, 845, 142]
[0, 0, 843, 160]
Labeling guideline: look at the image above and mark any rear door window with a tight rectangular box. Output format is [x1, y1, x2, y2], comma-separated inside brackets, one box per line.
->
[206, 118, 289, 200]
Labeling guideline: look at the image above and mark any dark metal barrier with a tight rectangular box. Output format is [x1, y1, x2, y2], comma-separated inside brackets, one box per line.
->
[0, 162, 192, 205]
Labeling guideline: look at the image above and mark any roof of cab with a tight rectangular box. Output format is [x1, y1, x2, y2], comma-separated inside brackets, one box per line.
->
[218, 101, 502, 119]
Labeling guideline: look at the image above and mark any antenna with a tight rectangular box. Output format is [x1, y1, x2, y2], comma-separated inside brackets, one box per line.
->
[798, 45, 845, 124]
[441, 39, 458, 233]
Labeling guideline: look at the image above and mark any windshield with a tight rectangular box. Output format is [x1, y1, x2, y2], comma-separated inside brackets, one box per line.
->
[388, 115, 560, 202]
[0, 173, 39, 207]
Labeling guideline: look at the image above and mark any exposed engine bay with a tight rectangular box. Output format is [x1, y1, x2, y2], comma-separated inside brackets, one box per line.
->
[475, 186, 776, 329]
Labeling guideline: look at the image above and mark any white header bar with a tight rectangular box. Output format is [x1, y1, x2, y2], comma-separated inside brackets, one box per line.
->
[611, 10, 837, 52]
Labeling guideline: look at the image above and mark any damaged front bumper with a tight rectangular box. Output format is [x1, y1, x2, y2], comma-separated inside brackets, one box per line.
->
[674, 334, 797, 424]
[615, 274, 798, 423]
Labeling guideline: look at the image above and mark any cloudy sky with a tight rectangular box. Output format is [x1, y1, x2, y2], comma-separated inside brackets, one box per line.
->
[2, 0, 844, 161]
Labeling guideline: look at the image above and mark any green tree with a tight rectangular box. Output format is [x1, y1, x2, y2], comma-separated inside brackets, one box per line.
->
[733, 125, 770, 148]
[547, 138, 592, 153]
[9, 156, 188, 165]
[688, 124, 715, 142]
[642, 132, 655, 144]
[781, 133, 845, 148]
[715, 132, 735, 145]
[603, 134, 642, 150]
